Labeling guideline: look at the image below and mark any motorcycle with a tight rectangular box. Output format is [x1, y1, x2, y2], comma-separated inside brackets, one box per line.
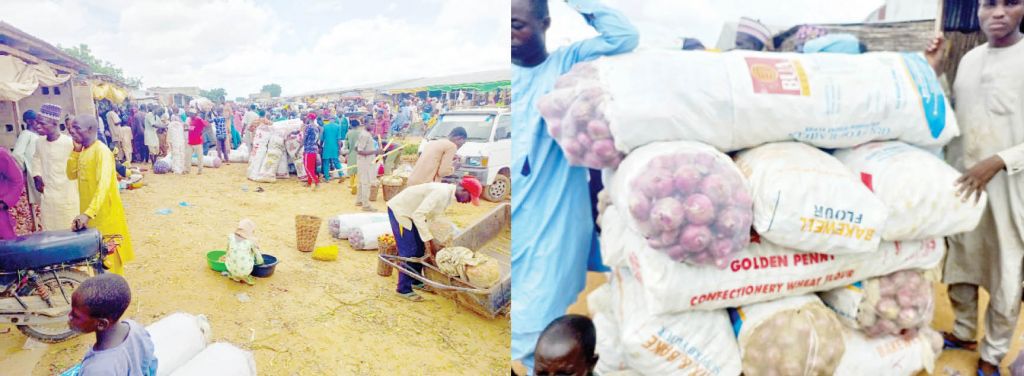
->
[0, 228, 107, 343]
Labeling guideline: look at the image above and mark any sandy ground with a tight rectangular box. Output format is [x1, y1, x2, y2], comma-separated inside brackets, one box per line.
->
[0, 162, 509, 375]
[562, 273, 1024, 376]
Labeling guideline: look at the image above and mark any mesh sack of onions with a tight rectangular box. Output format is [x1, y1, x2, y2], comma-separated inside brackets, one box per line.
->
[733, 294, 846, 376]
[819, 269, 934, 339]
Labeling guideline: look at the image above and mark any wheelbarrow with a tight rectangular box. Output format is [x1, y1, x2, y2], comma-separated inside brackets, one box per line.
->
[379, 203, 510, 319]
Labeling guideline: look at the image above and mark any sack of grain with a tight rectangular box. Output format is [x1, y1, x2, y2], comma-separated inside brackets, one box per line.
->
[328, 213, 389, 239]
[147, 313, 212, 376]
[349, 222, 393, 250]
[833, 326, 942, 376]
[538, 50, 958, 169]
[735, 142, 888, 254]
[169, 342, 256, 376]
[834, 141, 985, 240]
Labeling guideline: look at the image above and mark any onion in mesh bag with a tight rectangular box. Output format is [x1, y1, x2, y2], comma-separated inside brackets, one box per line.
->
[859, 270, 934, 339]
[739, 297, 846, 376]
[538, 62, 624, 169]
[614, 142, 753, 268]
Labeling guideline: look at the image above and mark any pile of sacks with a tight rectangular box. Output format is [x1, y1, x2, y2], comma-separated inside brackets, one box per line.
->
[246, 119, 316, 183]
[540, 49, 986, 376]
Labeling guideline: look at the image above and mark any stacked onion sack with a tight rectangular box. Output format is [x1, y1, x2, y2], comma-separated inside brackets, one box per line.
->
[611, 141, 753, 268]
[820, 269, 934, 339]
[734, 295, 846, 376]
[536, 62, 624, 169]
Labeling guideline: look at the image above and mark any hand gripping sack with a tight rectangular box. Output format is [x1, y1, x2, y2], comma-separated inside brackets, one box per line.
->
[146, 313, 212, 376]
[735, 142, 888, 254]
[834, 141, 985, 240]
[601, 205, 945, 314]
[538, 50, 958, 169]
[609, 141, 753, 268]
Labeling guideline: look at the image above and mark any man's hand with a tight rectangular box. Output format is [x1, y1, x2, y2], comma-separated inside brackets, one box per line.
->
[33, 176, 44, 194]
[924, 33, 946, 74]
[956, 155, 1005, 204]
[71, 214, 91, 231]
[427, 239, 443, 255]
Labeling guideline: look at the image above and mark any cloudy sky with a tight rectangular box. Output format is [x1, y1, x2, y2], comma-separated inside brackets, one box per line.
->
[0, 0, 510, 98]
[546, 0, 892, 51]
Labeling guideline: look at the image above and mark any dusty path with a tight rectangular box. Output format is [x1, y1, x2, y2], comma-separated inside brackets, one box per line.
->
[0, 163, 509, 375]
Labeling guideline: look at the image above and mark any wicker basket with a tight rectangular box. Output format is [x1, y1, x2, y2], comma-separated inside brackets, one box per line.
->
[369, 181, 380, 202]
[399, 155, 418, 165]
[295, 215, 322, 253]
[377, 243, 398, 277]
[382, 182, 406, 201]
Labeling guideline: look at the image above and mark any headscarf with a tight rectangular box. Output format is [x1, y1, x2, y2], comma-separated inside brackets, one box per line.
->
[803, 34, 862, 54]
[793, 25, 829, 52]
[460, 175, 482, 206]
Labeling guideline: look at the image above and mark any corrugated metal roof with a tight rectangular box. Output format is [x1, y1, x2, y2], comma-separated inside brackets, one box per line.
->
[0, 21, 89, 74]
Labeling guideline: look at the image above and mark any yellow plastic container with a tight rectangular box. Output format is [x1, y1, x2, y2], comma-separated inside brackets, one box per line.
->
[312, 244, 339, 261]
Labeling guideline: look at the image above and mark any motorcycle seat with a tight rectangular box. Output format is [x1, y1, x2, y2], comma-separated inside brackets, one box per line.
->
[0, 229, 102, 271]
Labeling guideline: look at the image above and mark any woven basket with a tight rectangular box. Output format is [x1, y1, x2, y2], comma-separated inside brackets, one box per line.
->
[295, 215, 322, 253]
[382, 183, 406, 201]
[399, 155, 418, 165]
[377, 243, 398, 277]
[369, 181, 380, 202]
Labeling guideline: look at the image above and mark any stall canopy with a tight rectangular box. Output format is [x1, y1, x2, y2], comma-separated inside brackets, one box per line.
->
[91, 81, 128, 104]
[0, 55, 71, 101]
[383, 69, 510, 94]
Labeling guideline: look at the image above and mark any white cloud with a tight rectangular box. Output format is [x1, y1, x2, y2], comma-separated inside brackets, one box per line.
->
[0, 0, 510, 99]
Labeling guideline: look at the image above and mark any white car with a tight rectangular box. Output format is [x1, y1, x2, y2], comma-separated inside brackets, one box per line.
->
[422, 108, 511, 202]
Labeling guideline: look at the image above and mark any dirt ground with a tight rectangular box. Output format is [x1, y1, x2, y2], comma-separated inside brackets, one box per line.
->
[564, 273, 1024, 376]
[0, 162, 509, 375]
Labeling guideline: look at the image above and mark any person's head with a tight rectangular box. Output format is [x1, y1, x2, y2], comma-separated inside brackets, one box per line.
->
[511, 0, 550, 66]
[250, 104, 256, 111]
[978, 0, 1024, 43]
[735, 17, 772, 51]
[448, 127, 468, 148]
[68, 274, 131, 334]
[456, 175, 482, 205]
[69, 114, 99, 146]
[534, 315, 599, 376]
[22, 109, 38, 132]
[35, 114, 59, 139]
[38, 103, 62, 131]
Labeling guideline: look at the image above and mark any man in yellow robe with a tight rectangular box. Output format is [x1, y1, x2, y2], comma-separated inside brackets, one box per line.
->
[67, 115, 134, 275]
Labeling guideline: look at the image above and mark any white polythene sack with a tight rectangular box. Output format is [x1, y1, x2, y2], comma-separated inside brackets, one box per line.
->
[146, 313, 212, 376]
[587, 282, 630, 375]
[328, 213, 389, 239]
[349, 222, 393, 250]
[609, 141, 753, 268]
[834, 141, 985, 240]
[170, 342, 256, 376]
[834, 327, 942, 376]
[601, 206, 945, 314]
[538, 50, 958, 170]
[229, 144, 250, 163]
[732, 294, 846, 376]
[609, 268, 742, 376]
[734, 142, 888, 254]
[247, 127, 271, 179]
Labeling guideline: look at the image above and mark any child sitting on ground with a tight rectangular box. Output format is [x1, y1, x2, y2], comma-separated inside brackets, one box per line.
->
[224, 218, 264, 285]
[533, 314, 599, 376]
[68, 273, 158, 375]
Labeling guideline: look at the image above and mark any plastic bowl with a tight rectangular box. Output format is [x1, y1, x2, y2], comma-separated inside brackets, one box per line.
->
[206, 250, 227, 272]
[251, 254, 278, 278]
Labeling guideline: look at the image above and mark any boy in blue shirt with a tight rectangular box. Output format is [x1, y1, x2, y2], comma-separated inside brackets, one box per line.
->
[68, 274, 158, 376]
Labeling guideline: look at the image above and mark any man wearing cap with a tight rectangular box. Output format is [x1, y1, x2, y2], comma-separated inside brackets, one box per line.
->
[735, 17, 773, 51]
[67, 114, 134, 276]
[32, 103, 79, 231]
[385, 176, 482, 302]
[354, 117, 379, 211]
[10, 109, 43, 235]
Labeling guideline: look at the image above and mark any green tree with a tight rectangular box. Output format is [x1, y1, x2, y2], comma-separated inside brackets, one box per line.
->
[60, 43, 143, 88]
[235, 97, 246, 102]
[200, 88, 227, 103]
[260, 83, 281, 97]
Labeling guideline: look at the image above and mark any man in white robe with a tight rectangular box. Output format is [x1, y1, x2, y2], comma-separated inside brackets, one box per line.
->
[32, 104, 79, 230]
[926, 2, 1024, 375]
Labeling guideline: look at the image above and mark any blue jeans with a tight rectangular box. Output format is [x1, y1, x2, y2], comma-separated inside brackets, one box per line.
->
[322, 157, 340, 181]
[388, 208, 424, 294]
